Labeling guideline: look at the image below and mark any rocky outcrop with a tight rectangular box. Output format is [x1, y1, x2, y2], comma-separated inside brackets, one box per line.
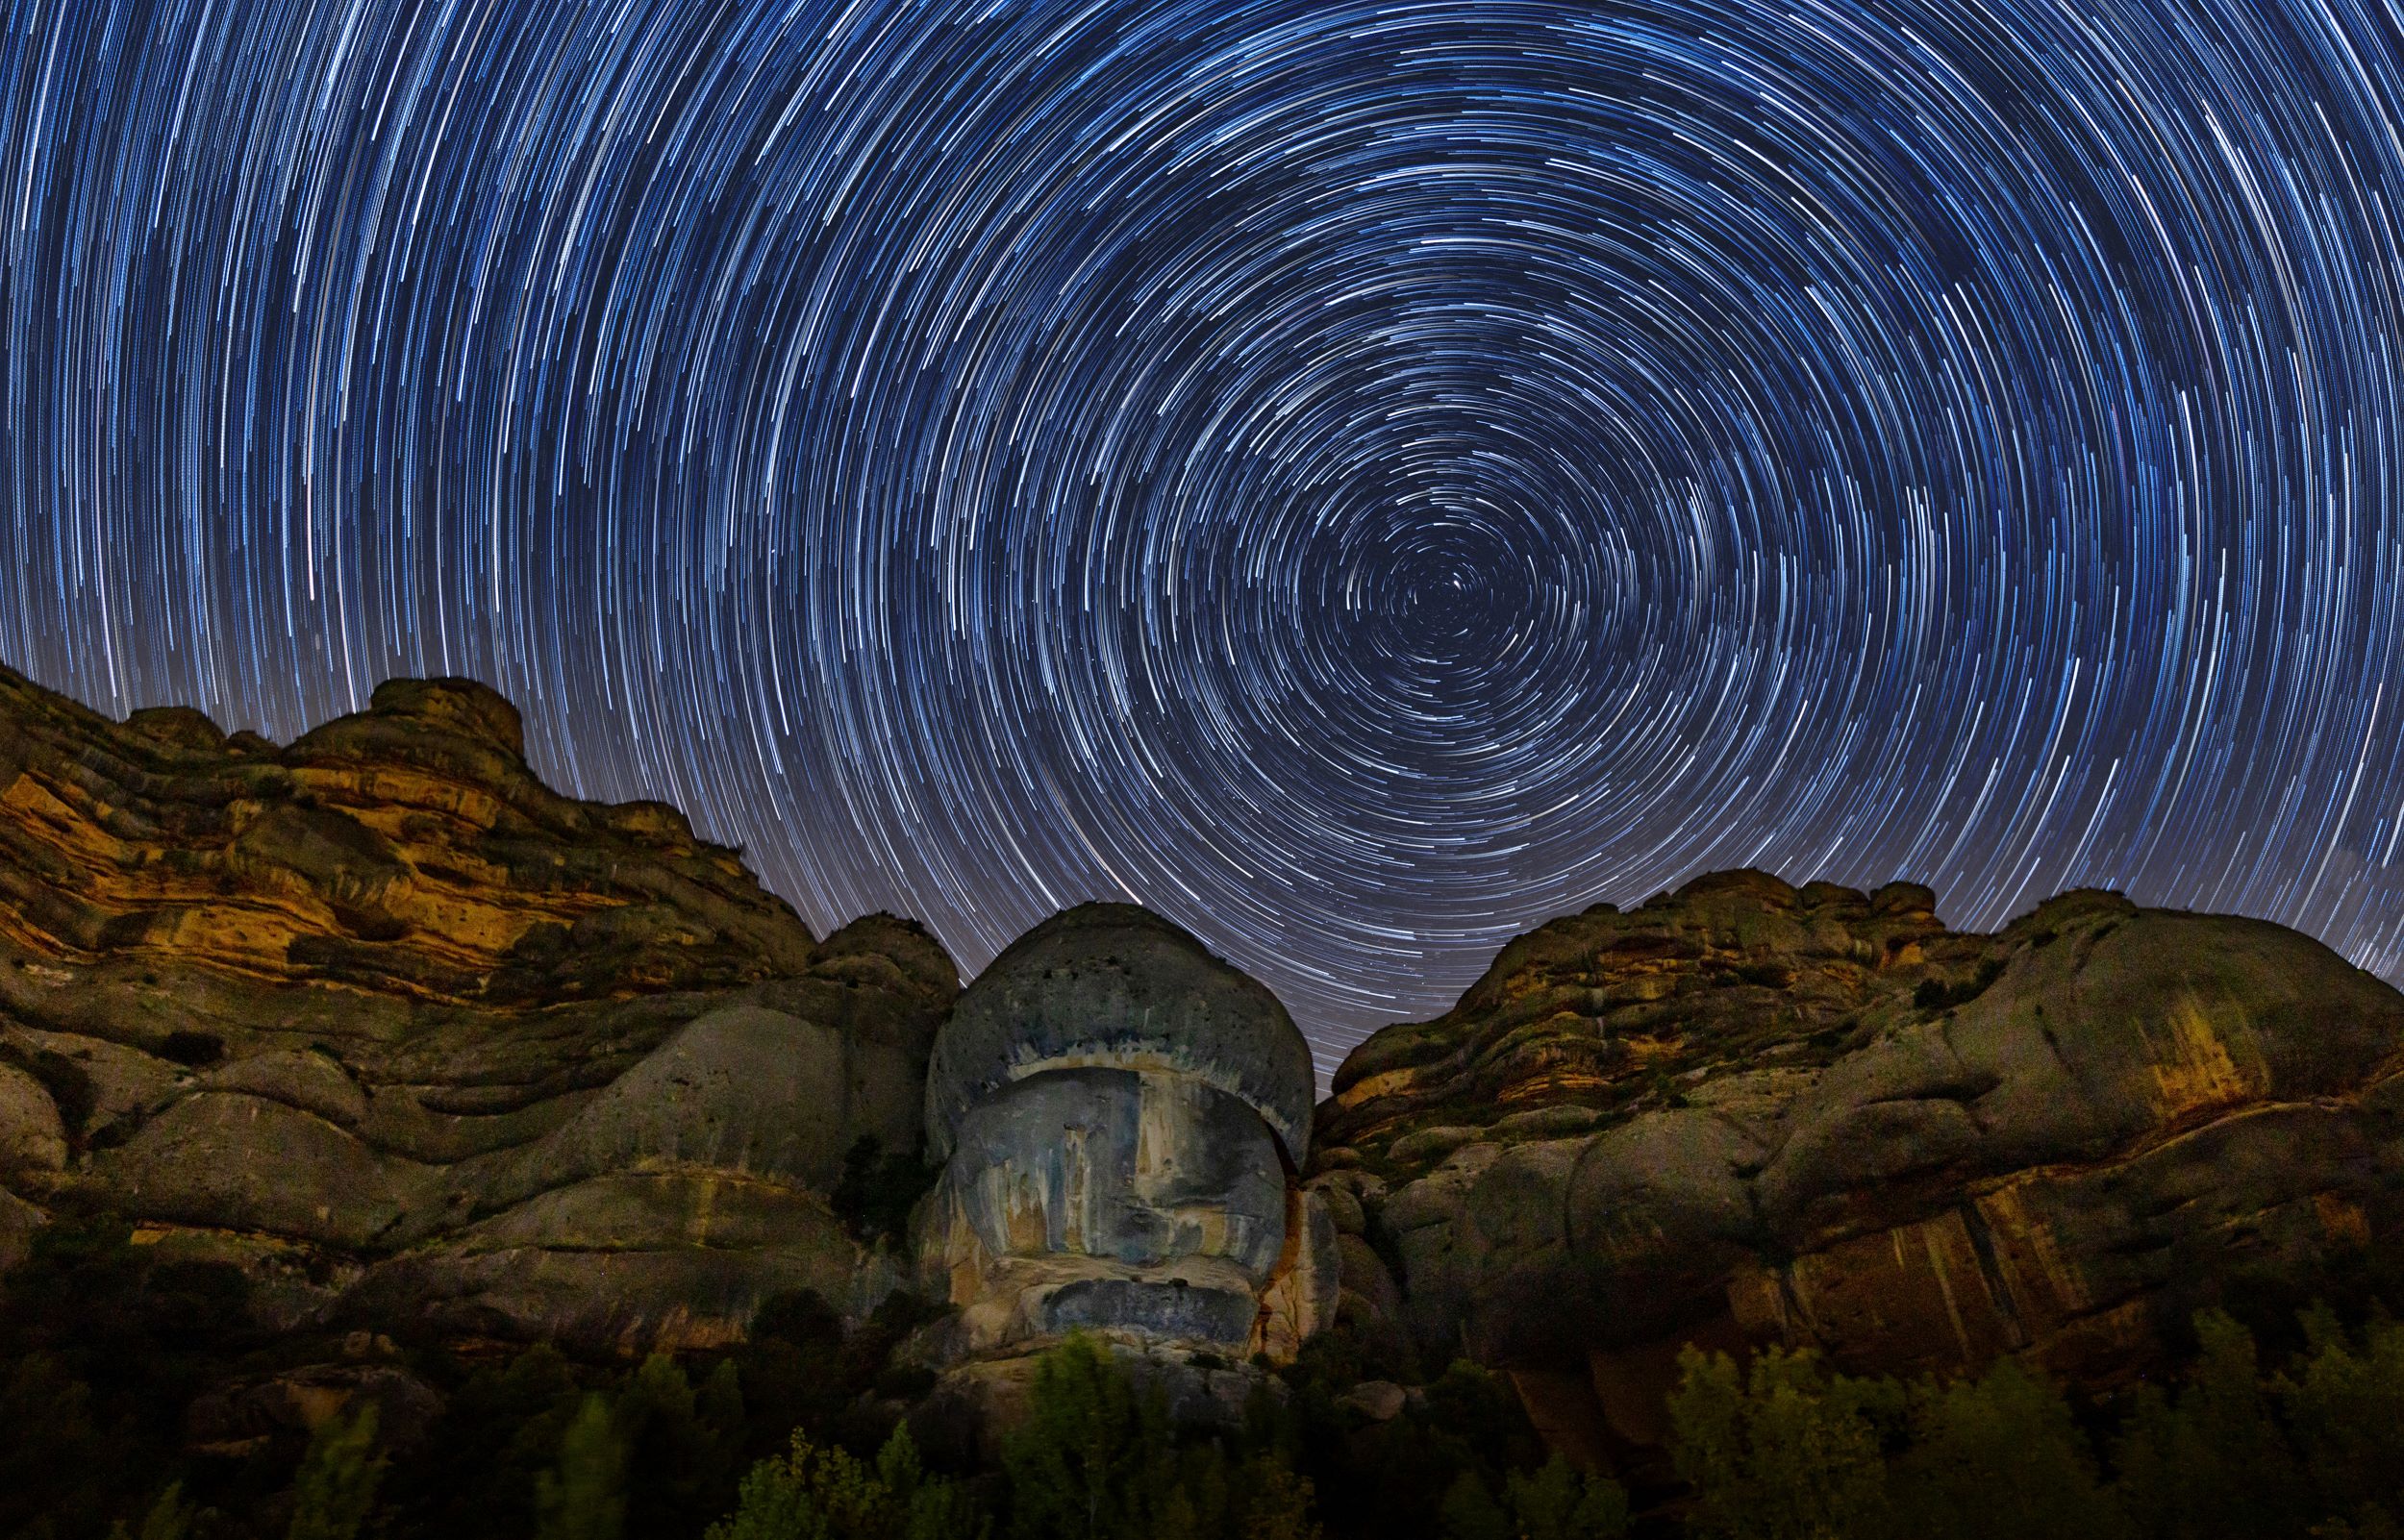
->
[17, 655, 2403, 1453]
[914, 905, 1336, 1379]
[0, 664, 958, 1348]
[1312, 871, 2404, 1454]
[186, 1335, 445, 1457]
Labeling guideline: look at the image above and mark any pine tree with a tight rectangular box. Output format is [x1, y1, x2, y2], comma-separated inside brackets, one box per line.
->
[288, 1404, 387, 1540]
[705, 1423, 986, 1540]
[2279, 1305, 2404, 1532]
[1667, 1345, 1894, 1540]
[2115, 1311, 2306, 1540]
[108, 1483, 198, 1540]
[1506, 1453, 1630, 1540]
[616, 1352, 747, 1535]
[1439, 1471, 1510, 1540]
[537, 1393, 627, 1540]
[1000, 1334, 1172, 1540]
[885, 1424, 990, 1540]
[1887, 1358, 2123, 1540]
[1233, 1453, 1321, 1540]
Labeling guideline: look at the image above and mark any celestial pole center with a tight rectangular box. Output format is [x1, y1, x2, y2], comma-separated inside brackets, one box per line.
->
[4, 0, 2404, 1074]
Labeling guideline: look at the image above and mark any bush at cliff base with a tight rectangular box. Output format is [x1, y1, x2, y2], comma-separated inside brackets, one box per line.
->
[11, 1215, 2404, 1538]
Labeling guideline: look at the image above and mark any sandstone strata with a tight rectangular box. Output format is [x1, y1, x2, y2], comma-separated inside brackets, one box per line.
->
[1311, 871, 2404, 1457]
[13, 660, 2404, 1460]
[0, 664, 956, 1346]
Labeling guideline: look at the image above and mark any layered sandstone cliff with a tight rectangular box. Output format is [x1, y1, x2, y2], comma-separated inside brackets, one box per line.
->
[1309, 870, 2404, 1458]
[11, 660, 2404, 1462]
[0, 664, 957, 1348]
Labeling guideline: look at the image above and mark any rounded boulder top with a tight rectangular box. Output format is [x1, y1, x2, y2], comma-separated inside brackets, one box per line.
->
[924, 903, 1314, 1163]
[366, 677, 526, 758]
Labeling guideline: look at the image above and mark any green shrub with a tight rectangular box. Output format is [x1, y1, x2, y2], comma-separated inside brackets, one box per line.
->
[1913, 958, 2005, 1012]
[1888, 1359, 2124, 1540]
[1667, 1346, 1896, 1540]
[708, 1424, 985, 1540]
[288, 1405, 387, 1540]
[536, 1393, 626, 1540]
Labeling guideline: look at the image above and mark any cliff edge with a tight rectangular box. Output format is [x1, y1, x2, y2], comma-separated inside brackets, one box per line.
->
[0, 664, 958, 1349]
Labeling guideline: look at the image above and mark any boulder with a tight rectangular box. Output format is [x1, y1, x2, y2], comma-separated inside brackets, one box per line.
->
[924, 903, 1314, 1161]
[98, 1092, 424, 1250]
[480, 1001, 914, 1208]
[915, 905, 1328, 1430]
[357, 1171, 876, 1353]
[0, 1060, 65, 1176]
[188, 1359, 444, 1457]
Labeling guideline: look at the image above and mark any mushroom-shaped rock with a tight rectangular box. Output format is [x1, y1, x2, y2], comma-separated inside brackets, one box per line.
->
[916, 905, 1330, 1368]
[924, 904, 1314, 1162]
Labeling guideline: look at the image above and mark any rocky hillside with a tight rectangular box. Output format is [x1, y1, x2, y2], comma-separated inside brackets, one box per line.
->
[10, 658, 2404, 1475]
[1309, 870, 2404, 1459]
[0, 664, 957, 1350]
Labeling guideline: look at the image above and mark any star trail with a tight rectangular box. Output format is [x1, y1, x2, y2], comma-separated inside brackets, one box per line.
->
[5, 0, 2404, 1071]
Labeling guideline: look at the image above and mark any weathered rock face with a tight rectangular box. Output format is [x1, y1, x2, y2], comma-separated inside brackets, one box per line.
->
[18, 652, 2396, 1445]
[0, 664, 958, 1345]
[1313, 871, 2404, 1454]
[916, 905, 1335, 1370]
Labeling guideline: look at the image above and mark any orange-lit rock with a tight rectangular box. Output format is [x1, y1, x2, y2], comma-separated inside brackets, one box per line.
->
[1313, 871, 2404, 1447]
[0, 664, 957, 1349]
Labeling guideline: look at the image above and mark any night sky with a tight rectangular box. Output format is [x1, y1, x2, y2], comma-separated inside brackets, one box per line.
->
[4, 0, 2404, 1074]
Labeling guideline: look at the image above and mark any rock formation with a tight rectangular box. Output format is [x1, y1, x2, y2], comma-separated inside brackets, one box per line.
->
[0, 663, 957, 1349]
[1310, 870, 2404, 1459]
[914, 904, 1336, 1385]
[13, 659, 2404, 1468]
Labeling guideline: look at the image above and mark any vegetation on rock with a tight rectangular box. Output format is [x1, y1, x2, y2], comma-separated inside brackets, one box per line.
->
[831, 1135, 939, 1249]
[1663, 1307, 2404, 1540]
[8, 671, 2404, 1538]
[4, 1203, 2404, 1538]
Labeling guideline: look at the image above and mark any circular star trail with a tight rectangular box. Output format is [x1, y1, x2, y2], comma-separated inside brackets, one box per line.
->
[6, 0, 2404, 1071]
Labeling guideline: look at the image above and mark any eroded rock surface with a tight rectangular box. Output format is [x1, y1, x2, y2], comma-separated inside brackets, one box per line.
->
[14, 657, 2398, 1446]
[0, 664, 958, 1348]
[916, 904, 1336, 1374]
[1313, 871, 2404, 1452]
